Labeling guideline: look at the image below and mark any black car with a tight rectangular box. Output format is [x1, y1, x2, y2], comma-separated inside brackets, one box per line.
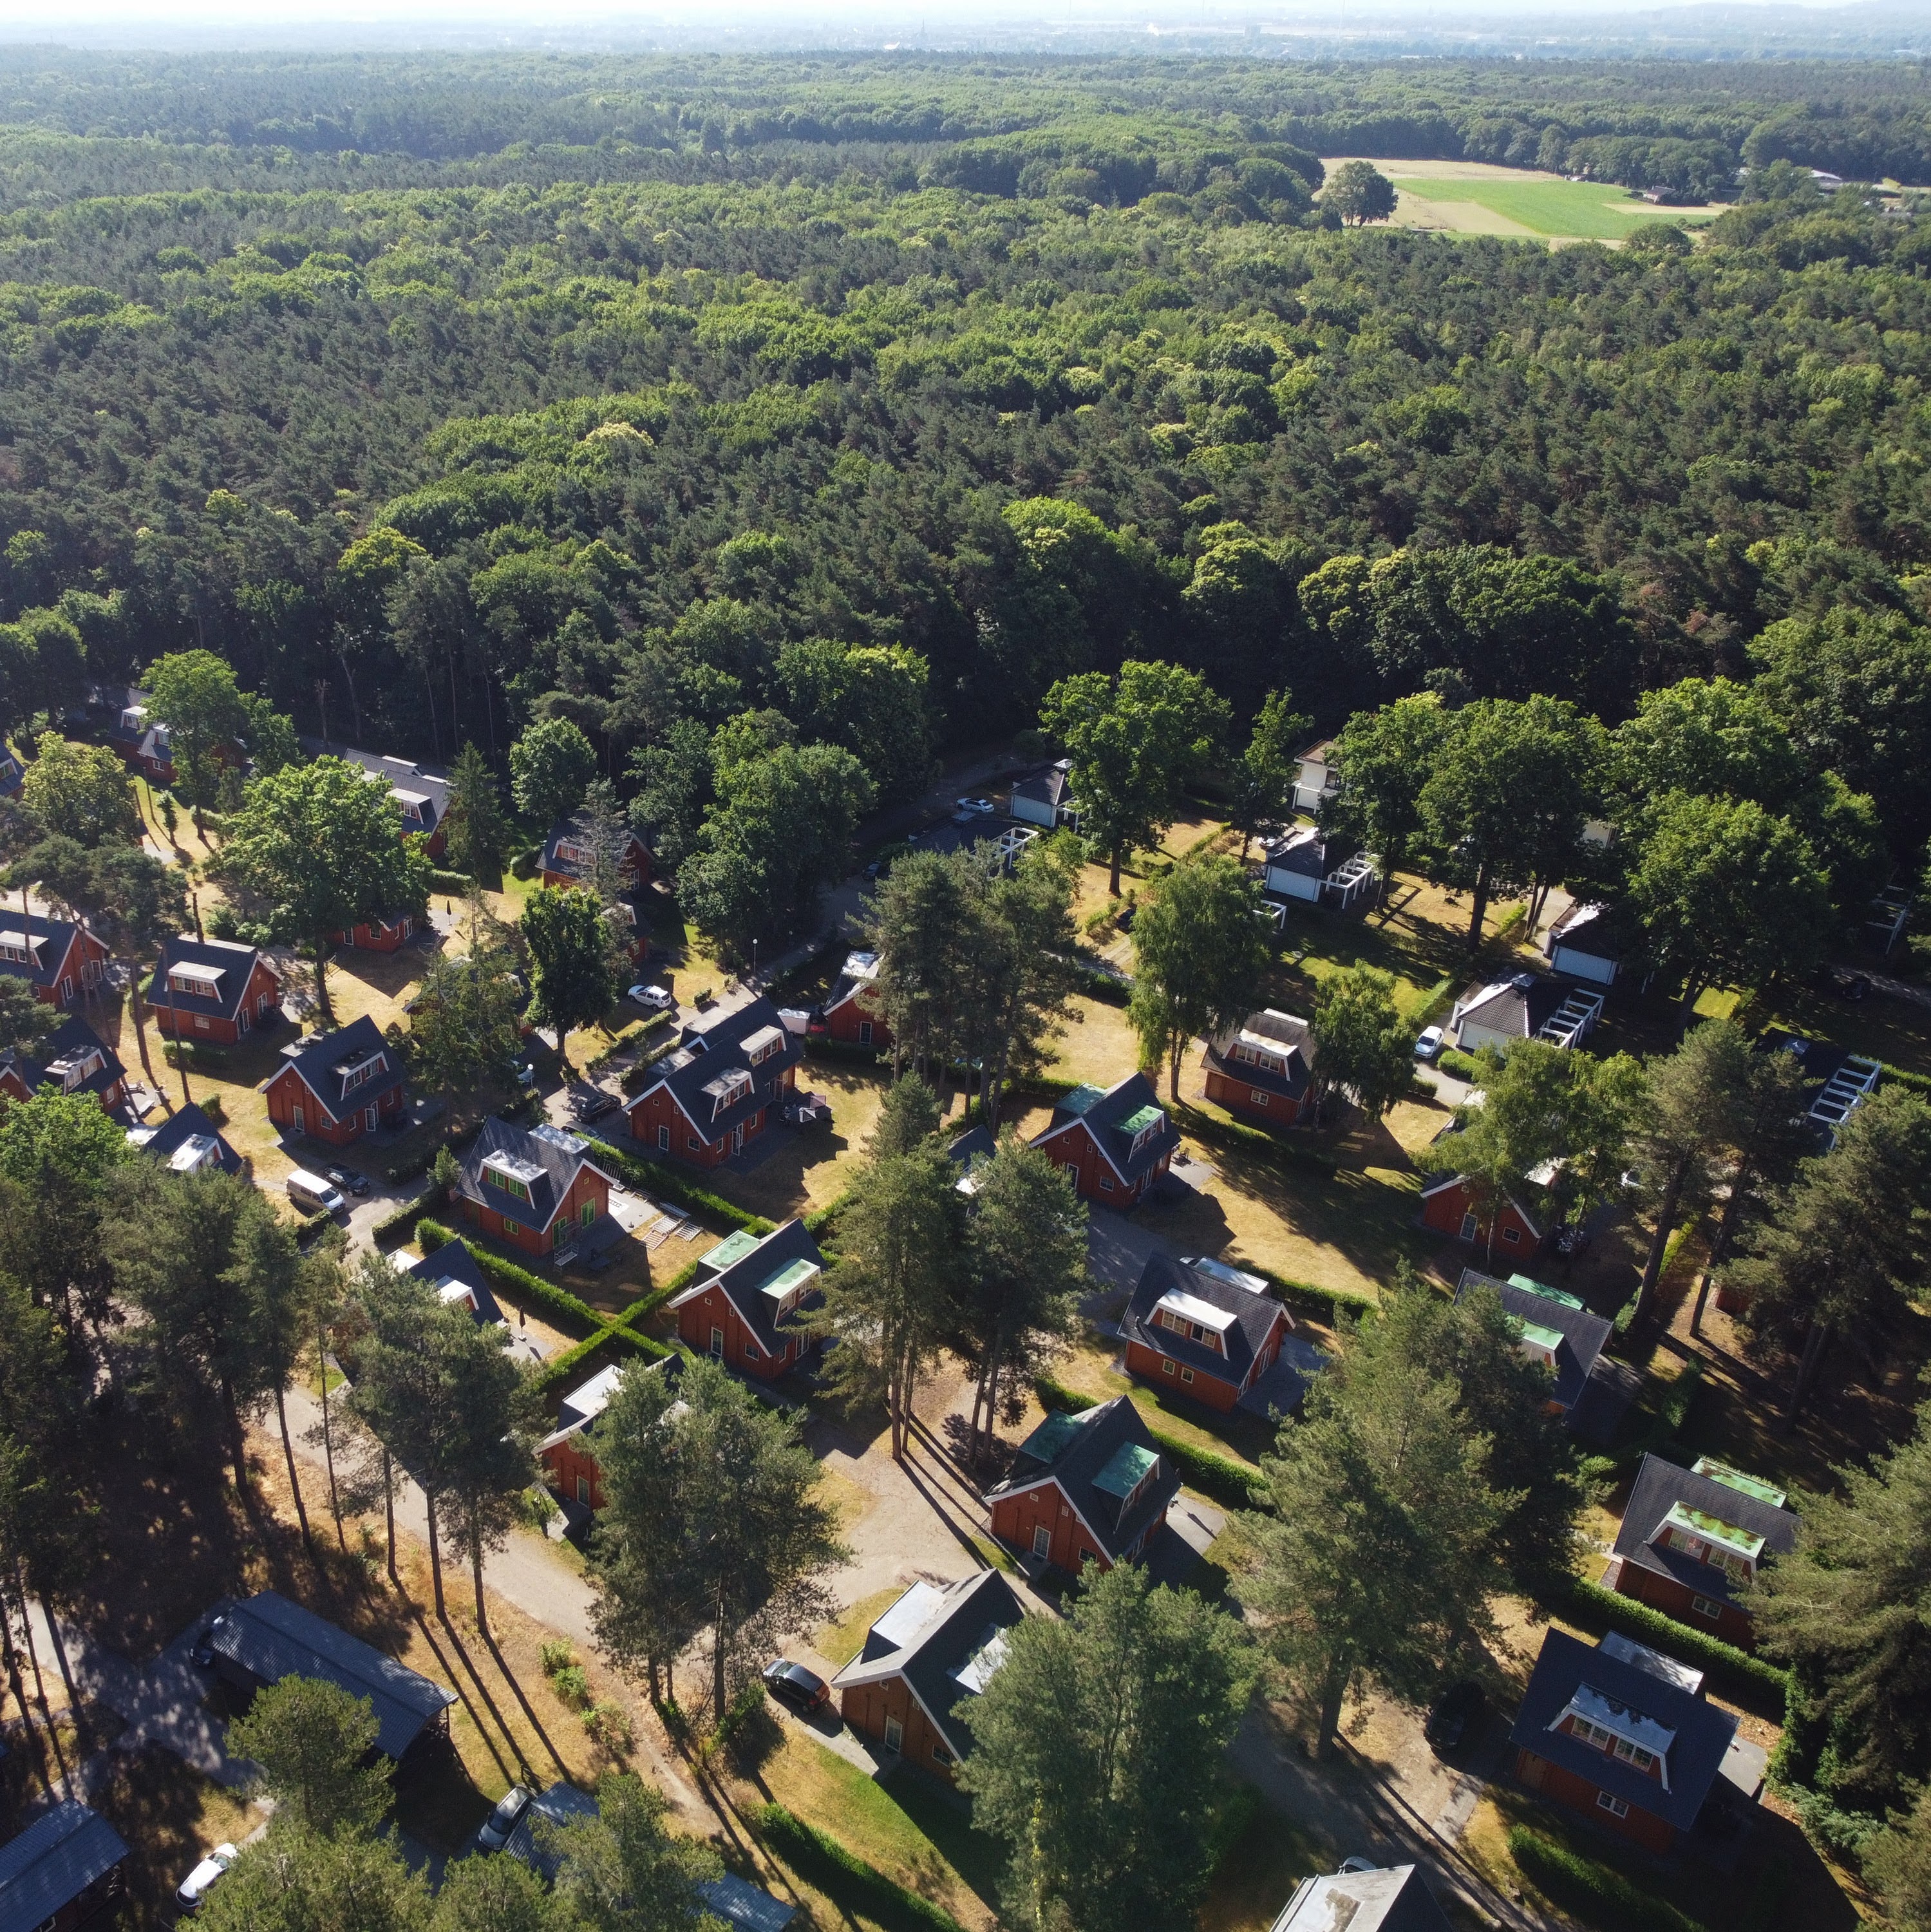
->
[1425, 1680, 1487, 1754]
[570, 1088, 619, 1121]
[761, 1659, 830, 1715]
[326, 1166, 371, 1197]
[1817, 967, 1871, 1002]
[191, 1616, 227, 1669]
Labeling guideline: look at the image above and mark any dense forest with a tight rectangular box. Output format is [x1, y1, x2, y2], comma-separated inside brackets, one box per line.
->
[2, 50, 1931, 863]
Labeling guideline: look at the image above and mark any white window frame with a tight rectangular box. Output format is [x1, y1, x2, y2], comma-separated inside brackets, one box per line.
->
[292, 1104, 305, 1133]
[1502, 1224, 1521, 1244]
[1250, 1088, 1268, 1106]
[710, 1325, 725, 1359]
[1162, 1358, 1175, 1376]
[1031, 1524, 1051, 1560]
[195, 1014, 210, 1030]
[658, 1124, 670, 1151]
[1460, 1211, 1478, 1241]
[577, 1476, 590, 1506]
[1596, 1792, 1630, 1819]
[364, 1106, 377, 1132]
[1691, 1594, 1724, 1620]
[1180, 1367, 1194, 1384]
[883, 1716, 903, 1752]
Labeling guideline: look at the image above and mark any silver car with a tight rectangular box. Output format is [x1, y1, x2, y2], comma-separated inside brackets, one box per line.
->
[176, 1844, 238, 1912]
[478, 1785, 532, 1852]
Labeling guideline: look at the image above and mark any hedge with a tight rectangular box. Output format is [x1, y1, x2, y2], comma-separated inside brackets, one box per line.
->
[372, 1186, 440, 1249]
[610, 1275, 684, 1341]
[804, 1188, 855, 1242]
[1556, 1577, 1789, 1702]
[1173, 1104, 1340, 1178]
[428, 867, 475, 895]
[414, 1218, 604, 1338]
[583, 1137, 773, 1237]
[1244, 1264, 1376, 1327]
[531, 1323, 670, 1398]
[755, 1804, 966, 1932]
[1033, 1374, 1262, 1511]
[1437, 1046, 1483, 1083]
[803, 1036, 883, 1065]
[1507, 1827, 1706, 1932]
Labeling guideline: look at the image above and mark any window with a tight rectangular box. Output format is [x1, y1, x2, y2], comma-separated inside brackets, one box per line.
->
[710, 1326, 725, 1359]
[1502, 1224, 1521, 1244]
[1180, 1367, 1194, 1384]
[578, 1476, 591, 1505]
[1612, 1738, 1657, 1773]
[1250, 1089, 1268, 1106]
[554, 1224, 569, 1249]
[1691, 1595, 1724, 1620]
[932, 1743, 954, 1766]
[238, 1010, 249, 1037]
[883, 1716, 903, 1752]
[292, 1105, 305, 1134]
[504, 1219, 520, 1236]
[1460, 1213, 1478, 1241]
[688, 1135, 703, 1150]
[657, 1125, 670, 1151]
[860, 1021, 872, 1045]
[485, 1166, 531, 1204]
[1162, 1359, 1175, 1376]
[1100, 1175, 1115, 1193]
[581, 1201, 596, 1227]
[196, 1014, 210, 1030]
[1031, 1525, 1051, 1559]
[364, 1106, 377, 1132]
[1596, 1792, 1630, 1819]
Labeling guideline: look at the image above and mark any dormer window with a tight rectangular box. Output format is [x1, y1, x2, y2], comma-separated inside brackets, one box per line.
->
[742, 1024, 784, 1067]
[1120, 1103, 1165, 1155]
[482, 1159, 533, 1204]
[340, 1052, 387, 1093]
[1550, 1687, 1675, 1788]
[1230, 1041, 1283, 1073]
[0, 930, 42, 966]
[702, 1068, 753, 1117]
[168, 961, 225, 998]
[1659, 1504, 1762, 1585]
[556, 840, 587, 866]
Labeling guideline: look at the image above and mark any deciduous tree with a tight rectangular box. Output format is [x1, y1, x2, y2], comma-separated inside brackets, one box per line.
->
[1310, 965, 1413, 1122]
[1319, 694, 1449, 906]
[519, 885, 618, 1065]
[17, 732, 139, 847]
[509, 716, 598, 830]
[1323, 160, 1398, 225]
[1227, 688, 1311, 858]
[146, 649, 250, 810]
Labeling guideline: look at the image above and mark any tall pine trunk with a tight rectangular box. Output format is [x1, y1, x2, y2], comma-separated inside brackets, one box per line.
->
[1631, 1157, 1688, 1327]
[383, 1450, 399, 1586]
[1780, 1322, 1830, 1432]
[319, 1318, 344, 1549]
[470, 1524, 489, 1638]
[711, 1589, 730, 1725]
[1690, 1270, 1715, 1339]
[275, 1387, 311, 1550]
[221, 1382, 249, 1497]
[1313, 1667, 1348, 1761]
[425, 1489, 447, 1618]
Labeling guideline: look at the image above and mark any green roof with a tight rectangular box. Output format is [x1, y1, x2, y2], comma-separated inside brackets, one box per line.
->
[1518, 1320, 1565, 1354]
[1018, 1411, 1085, 1464]
[1664, 1502, 1765, 1560]
[1509, 1274, 1583, 1309]
[1692, 1458, 1788, 1508]
[1093, 1441, 1159, 1500]
[1120, 1104, 1164, 1135]
[758, 1258, 818, 1302]
[699, 1228, 762, 1273]
[1059, 1084, 1106, 1117]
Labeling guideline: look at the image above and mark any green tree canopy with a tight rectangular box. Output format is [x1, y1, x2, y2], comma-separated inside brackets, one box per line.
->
[1310, 964, 1414, 1121]
[519, 884, 619, 1060]
[17, 731, 139, 847]
[146, 648, 251, 808]
[1323, 160, 1398, 225]
[509, 715, 598, 829]
[225, 1675, 392, 1839]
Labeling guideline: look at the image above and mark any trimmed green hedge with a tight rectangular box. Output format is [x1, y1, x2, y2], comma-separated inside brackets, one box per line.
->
[1556, 1577, 1789, 1701]
[1033, 1374, 1262, 1511]
[428, 867, 475, 894]
[1507, 1827, 1706, 1932]
[610, 1276, 683, 1342]
[1171, 1103, 1341, 1178]
[804, 1189, 855, 1241]
[372, 1186, 440, 1249]
[586, 1137, 774, 1237]
[415, 1218, 603, 1338]
[803, 1036, 883, 1065]
[755, 1804, 966, 1932]
[531, 1322, 669, 1397]
[1436, 1046, 1483, 1083]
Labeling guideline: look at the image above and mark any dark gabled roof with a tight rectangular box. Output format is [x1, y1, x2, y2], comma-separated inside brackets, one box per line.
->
[147, 934, 271, 1023]
[504, 1779, 601, 1881]
[1455, 1269, 1623, 1435]
[457, 1116, 614, 1238]
[698, 1873, 798, 1932]
[540, 813, 646, 881]
[1452, 974, 1570, 1041]
[626, 996, 803, 1144]
[1510, 1628, 1737, 1832]
[0, 1801, 129, 1930]
[302, 742, 450, 839]
[407, 1236, 504, 1327]
[985, 1395, 1182, 1564]
[671, 1217, 824, 1360]
[1547, 900, 1615, 954]
[137, 1101, 244, 1177]
[210, 1590, 455, 1759]
[1613, 1454, 1800, 1611]
[825, 950, 880, 1015]
[830, 1568, 1026, 1761]
[1031, 1072, 1180, 1188]
[1012, 758, 1075, 809]
[1203, 1009, 1314, 1102]
[1, 1013, 124, 1102]
[1259, 826, 1354, 881]
[1123, 1253, 1288, 1391]
[947, 1124, 999, 1195]
[263, 1016, 404, 1120]
[0, 915, 91, 992]
[1270, 1864, 1453, 1932]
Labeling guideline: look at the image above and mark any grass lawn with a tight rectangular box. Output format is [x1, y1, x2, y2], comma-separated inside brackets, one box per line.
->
[699, 1059, 890, 1221]
[1045, 1335, 1276, 1469]
[1200, 1795, 1326, 1932]
[1389, 173, 1719, 240]
[815, 1587, 905, 1669]
[88, 1745, 264, 1931]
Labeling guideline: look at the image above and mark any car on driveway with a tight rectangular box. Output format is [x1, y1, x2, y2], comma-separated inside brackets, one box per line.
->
[176, 1844, 239, 1912]
[1425, 1679, 1487, 1754]
[954, 796, 996, 817]
[326, 1165, 370, 1197]
[627, 983, 675, 1011]
[478, 1785, 532, 1852]
[1414, 1025, 1445, 1062]
[762, 1659, 830, 1715]
[570, 1088, 619, 1121]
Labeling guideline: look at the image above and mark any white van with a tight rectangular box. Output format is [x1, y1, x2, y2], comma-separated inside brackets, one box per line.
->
[287, 1169, 346, 1216]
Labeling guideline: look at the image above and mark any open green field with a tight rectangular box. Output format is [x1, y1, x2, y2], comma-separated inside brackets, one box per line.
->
[1390, 174, 1717, 239]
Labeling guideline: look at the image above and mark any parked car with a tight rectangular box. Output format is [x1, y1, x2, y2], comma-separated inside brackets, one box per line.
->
[761, 1659, 830, 1714]
[516, 1061, 537, 1088]
[190, 1616, 227, 1669]
[286, 1170, 346, 1217]
[1816, 967, 1870, 1002]
[570, 1088, 619, 1121]
[627, 983, 675, 1011]
[478, 1785, 532, 1852]
[326, 1165, 370, 1197]
[1414, 1025, 1445, 1061]
[1337, 1857, 1379, 1876]
[955, 796, 996, 817]
[176, 1844, 239, 1913]
[1425, 1680, 1487, 1754]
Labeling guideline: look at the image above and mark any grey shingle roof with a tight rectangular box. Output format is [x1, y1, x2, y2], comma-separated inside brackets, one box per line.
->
[1032, 1072, 1180, 1188]
[985, 1395, 1182, 1564]
[672, 1217, 824, 1359]
[457, 1117, 614, 1238]
[138, 1101, 245, 1177]
[0, 1801, 129, 1931]
[698, 1873, 797, 1932]
[301, 742, 450, 841]
[147, 936, 270, 1024]
[0, 916, 92, 993]
[1, 1014, 124, 1102]
[1612, 1454, 1799, 1611]
[540, 813, 647, 882]
[1455, 1269, 1628, 1439]
[1510, 1629, 1737, 1833]
[830, 1568, 1026, 1761]
[407, 1236, 504, 1327]
[210, 1590, 455, 1759]
[1123, 1253, 1288, 1392]
[265, 1016, 404, 1119]
[1270, 1864, 1453, 1932]
[626, 996, 803, 1144]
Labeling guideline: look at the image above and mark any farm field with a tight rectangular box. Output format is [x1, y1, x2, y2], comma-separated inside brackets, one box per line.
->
[1339, 157, 1721, 240]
